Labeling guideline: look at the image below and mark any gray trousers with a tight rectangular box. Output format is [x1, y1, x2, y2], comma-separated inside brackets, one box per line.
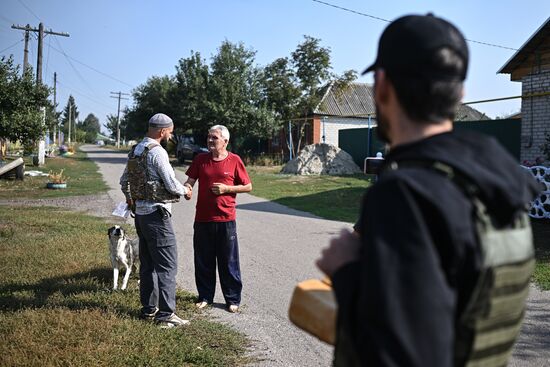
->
[135, 208, 178, 320]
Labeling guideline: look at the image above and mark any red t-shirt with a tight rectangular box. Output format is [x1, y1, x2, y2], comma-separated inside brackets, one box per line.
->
[185, 152, 251, 222]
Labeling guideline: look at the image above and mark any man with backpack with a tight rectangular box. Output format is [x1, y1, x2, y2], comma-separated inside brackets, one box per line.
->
[316, 14, 540, 366]
[120, 113, 192, 328]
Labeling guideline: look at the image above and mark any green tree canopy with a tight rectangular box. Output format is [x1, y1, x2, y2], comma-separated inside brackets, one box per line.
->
[209, 40, 275, 150]
[171, 52, 212, 137]
[105, 113, 122, 140]
[79, 113, 100, 143]
[0, 56, 50, 147]
[124, 76, 176, 139]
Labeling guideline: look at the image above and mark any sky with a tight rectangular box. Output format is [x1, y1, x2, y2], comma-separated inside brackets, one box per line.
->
[1, 0, 549, 134]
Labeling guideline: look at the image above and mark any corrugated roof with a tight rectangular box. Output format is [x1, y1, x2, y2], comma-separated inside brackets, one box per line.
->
[314, 82, 375, 117]
[455, 104, 490, 121]
[314, 82, 489, 121]
[498, 16, 550, 74]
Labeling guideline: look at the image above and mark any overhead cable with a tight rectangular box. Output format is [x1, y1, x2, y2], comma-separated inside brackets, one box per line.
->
[310, 0, 518, 51]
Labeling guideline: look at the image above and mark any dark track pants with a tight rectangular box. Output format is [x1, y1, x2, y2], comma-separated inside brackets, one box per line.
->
[135, 208, 178, 320]
[193, 221, 242, 306]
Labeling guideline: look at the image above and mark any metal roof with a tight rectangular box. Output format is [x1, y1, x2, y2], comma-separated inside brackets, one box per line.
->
[498, 16, 550, 74]
[314, 82, 489, 121]
[314, 82, 375, 117]
[455, 104, 490, 121]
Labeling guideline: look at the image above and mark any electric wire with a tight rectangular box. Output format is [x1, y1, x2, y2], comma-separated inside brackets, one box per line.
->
[57, 79, 117, 110]
[0, 39, 24, 55]
[17, 0, 42, 22]
[310, 0, 518, 51]
[53, 36, 97, 96]
[48, 42, 134, 88]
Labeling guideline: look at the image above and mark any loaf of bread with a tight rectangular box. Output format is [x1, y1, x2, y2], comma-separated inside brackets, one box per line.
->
[288, 278, 336, 345]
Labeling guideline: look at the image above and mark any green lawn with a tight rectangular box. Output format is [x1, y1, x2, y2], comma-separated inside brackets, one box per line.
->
[248, 166, 374, 223]
[0, 206, 250, 367]
[0, 150, 108, 199]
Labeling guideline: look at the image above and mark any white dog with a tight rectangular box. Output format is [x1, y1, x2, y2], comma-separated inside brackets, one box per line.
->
[108, 225, 139, 290]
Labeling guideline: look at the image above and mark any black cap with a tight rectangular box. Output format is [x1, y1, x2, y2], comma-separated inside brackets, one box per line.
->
[362, 14, 469, 81]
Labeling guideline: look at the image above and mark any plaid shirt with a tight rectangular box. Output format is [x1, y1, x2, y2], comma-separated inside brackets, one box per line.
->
[120, 137, 188, 215]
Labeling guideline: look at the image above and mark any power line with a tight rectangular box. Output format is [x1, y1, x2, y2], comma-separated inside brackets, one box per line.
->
[310, 0, 518, 51]
[0, 39, 24, 54]
[48, 43, 134, 88]
[311, 0, 390, 22]
[57, 79, 117, 110]
[17, 0, 41, 22]
[53, 37, 97, 96]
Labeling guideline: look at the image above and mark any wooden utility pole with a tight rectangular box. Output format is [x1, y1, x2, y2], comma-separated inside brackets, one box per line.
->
[11, 23, 69, 164]
[53, 72, 57, 144]
[68, 103, 72, 145]
[23, 25, 30, 73]
[110, 91, 129, 148]
[11, 23, 69, 84]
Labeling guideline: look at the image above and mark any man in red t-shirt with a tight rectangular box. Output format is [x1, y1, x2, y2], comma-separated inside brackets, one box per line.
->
[184, 125, 252, 313]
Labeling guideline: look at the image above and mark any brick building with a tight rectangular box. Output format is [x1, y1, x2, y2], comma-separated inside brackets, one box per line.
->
[498, 17, 550, 163]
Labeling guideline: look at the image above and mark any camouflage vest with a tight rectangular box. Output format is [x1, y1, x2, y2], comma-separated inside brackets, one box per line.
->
[389, 160, 534, 367]
[126, 142, 180, 203]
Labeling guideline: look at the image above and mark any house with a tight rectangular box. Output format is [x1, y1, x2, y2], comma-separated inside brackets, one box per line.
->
[498, 16, 550, 163]
[293, 82, 491, 149]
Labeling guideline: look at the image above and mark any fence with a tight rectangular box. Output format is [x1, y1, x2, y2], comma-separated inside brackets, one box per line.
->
[339, 119, 522, 167]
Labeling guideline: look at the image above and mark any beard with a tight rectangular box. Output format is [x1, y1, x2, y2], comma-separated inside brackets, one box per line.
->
[375, 104, 391, 144]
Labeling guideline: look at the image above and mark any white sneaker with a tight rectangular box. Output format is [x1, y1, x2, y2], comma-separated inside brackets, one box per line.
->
[157, 313, 190, 328]
[195, 301, 209, 309]
[228, 304, 239, 313]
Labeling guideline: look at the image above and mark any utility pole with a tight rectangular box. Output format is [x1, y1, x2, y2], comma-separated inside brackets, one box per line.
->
[110, 91, 129, 148]
[11, 23, 69, 84]
[68, 103, 72, 145]
[53, 72, 57, 145]
[23, 25, 30, 73]
[12, 23, 69, 164]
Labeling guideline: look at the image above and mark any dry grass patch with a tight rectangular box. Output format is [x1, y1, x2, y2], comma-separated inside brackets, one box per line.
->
[0, 206, 250, 367]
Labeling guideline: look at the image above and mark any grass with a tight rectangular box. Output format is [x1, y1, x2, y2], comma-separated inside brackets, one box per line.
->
[532, 219, 550, 290]
[248, 165, 550, 290]
[0, 206, 250, 367]
[0, 150, 108, 199]
[247, 165, 374, 223]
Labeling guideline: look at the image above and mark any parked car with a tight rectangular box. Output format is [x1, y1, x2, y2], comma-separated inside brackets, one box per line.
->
[176, 135, 208, 163]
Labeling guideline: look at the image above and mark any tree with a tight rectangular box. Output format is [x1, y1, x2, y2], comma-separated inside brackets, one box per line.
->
[0, 56, 50, 152]
[124, 76, 176, 140]
[290, 36, 333, 153]
[44, 99, 61, 141]
[171, 52, 212, 137]
[260, 57, 301, 143]
[209, 40, 275, 151]
[79, 113, 100, 143]
[105, 113, 119, 139]
[60, 95, 79, 142]
[268, 36, 357, 156]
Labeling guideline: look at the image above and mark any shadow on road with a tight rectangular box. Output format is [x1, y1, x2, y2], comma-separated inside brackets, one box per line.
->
[237, 200, 321, 220]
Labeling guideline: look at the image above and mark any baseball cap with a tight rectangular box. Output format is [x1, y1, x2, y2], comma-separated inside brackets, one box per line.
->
[149, 113, 173, 128]
[362, 14, 469, 81]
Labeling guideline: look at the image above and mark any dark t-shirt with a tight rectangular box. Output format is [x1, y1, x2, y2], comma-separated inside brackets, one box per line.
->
[186, 152, 251, 222]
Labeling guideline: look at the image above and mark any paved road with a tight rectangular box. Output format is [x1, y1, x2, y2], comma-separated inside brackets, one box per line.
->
[81, 145, 549, 367]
